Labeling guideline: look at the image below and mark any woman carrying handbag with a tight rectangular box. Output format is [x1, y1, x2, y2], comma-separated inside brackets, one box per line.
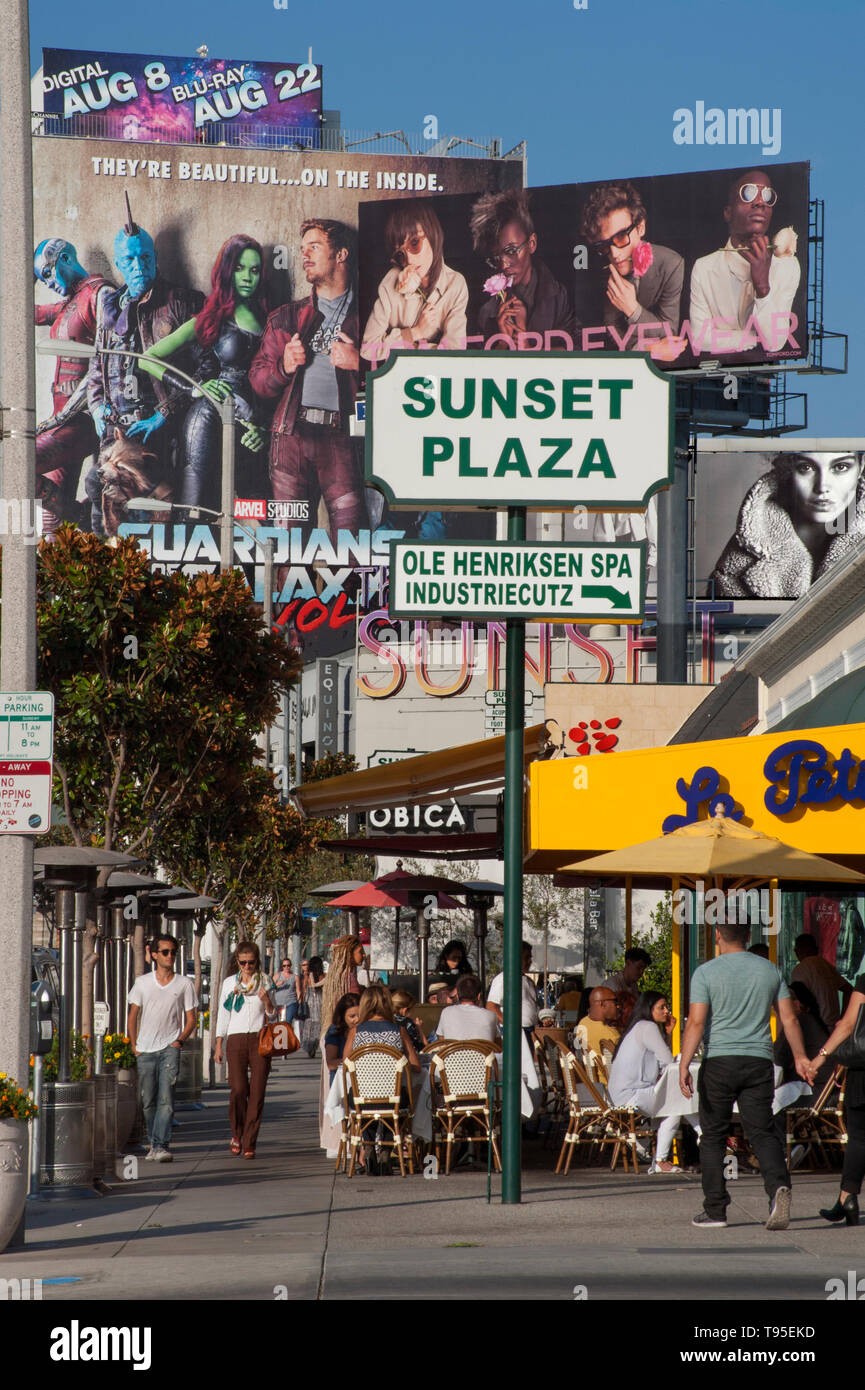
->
[213, 941, 276, 1159]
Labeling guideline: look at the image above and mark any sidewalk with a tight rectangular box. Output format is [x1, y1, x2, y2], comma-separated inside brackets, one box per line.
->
[0, 1053, 857, 1301]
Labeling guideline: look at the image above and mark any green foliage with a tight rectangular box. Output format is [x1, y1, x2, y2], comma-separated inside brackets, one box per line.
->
[37, 527, 300, 858]
[0, 1074, 38, 1121]
[35, 1030, 92, 1083]
[605, 892, 673, 1003]
[159, 755, 374, 947]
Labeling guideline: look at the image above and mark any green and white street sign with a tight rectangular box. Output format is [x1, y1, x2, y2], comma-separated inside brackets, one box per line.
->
[0, 691, 54, 757]
[367, 350, 673, 510]
[388, 540, 646, 622]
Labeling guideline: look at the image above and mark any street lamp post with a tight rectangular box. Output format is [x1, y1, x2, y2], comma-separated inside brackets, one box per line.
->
[0, 0, 38, 1254]
[35, 340, 236, 568]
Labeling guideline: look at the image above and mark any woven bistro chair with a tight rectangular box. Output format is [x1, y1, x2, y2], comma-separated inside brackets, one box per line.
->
[532, 1033, 558, 1132]
[569, 1050, 655, 1173]
[342, 1044, 415, 1177]
[555, 1047, 607, 1174]
[785, 1066, 847, 1170]
[539, 1033, 569, 1144]
[431, 1041, 501, 1174]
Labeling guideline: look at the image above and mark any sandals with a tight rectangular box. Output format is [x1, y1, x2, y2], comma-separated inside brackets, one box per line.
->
[243, 1150, 255, 1159]
[230, 1140, 242, 1155]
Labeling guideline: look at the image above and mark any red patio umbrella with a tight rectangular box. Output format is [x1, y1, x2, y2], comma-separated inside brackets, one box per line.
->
[327, 868, 468, 998]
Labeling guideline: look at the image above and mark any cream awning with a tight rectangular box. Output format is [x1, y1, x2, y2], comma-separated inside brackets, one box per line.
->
[293, 723, 551, 817]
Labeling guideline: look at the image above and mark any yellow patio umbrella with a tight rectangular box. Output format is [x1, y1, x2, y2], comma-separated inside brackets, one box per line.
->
[560, 811, 865, 885]
[559, 809, 865, 1045]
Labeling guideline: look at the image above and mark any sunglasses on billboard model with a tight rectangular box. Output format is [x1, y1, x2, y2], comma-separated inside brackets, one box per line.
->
[391, 232, 428, 267]
[486, 237, 532, 269]
[590, 219, 639, 256]
[738, 184, 777, 206]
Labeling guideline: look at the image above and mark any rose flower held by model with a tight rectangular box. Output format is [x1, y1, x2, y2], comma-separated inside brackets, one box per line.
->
[631, 241, 654, 276]
[772, 226, 798, 257]
[483, 272, 513, 300]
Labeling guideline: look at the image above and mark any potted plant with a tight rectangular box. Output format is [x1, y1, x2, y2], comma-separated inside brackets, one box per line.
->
[0, 1073, 38, 1249]
[34, 1032, 96, 1190]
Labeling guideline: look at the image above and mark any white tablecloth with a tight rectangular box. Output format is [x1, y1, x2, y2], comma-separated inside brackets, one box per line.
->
[652, 1062, 810, 1118]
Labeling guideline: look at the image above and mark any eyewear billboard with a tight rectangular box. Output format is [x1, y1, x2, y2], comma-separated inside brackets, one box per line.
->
[358, 161, 810, 374]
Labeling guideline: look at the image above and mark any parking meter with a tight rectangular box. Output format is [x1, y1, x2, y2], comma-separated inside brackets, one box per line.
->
[30, 981, 54, 1056]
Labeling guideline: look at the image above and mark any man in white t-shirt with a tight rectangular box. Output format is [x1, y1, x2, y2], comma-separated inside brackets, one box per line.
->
[486, 941, 539, 1038]
[437, 975, 500, 1043]
[127, 934, 198, 1162]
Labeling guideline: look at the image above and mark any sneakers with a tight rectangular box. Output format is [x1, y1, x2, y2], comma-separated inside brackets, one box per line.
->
[146, 1146, 173, 1163]
[692, 1209, 728, 1228]
[766, 1186, 791, 1230]
[649, 1160, 681, 1175]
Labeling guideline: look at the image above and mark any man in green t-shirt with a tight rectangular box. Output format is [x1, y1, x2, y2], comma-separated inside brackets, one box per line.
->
[679, 921, 810, 1231]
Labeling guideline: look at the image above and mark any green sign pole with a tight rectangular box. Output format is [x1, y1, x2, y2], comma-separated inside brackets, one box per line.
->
[502, 505, 526, 1204]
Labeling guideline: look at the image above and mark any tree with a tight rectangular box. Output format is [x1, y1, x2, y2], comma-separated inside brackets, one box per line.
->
[604, 892, 673, 1003]
[158, 752, 373, 1006]
[522, 874, 584, 988]
[35, 527, 300, 1037]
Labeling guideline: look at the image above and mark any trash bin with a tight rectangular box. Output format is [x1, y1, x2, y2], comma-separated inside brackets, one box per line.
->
[40, 1079, 96, 1188]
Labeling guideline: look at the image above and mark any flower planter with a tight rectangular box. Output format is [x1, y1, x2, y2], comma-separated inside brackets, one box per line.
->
[94, 1070, 117, 1181]
[0, 1118, 27, 1251]
[39, 1079, 95, 1189]
[114, 1067, 138, 1151]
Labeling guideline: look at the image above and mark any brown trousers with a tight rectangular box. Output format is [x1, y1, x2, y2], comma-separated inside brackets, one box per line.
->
[226, 1032, 271, 1153]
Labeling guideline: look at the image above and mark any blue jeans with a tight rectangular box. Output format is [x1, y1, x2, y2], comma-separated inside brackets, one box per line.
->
[137, 1045, 181, 1149]
[284, 1002, 298, 1027]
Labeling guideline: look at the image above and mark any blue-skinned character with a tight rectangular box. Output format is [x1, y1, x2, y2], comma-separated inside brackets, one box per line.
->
[84, 193, 202, 535]
[33, 238, 113, 535]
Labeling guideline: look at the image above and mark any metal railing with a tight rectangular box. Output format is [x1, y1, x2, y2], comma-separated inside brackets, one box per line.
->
[30, 110, 521, 160]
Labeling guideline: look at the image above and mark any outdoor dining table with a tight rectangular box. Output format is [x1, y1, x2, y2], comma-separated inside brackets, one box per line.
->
[652, 1061, 811, 1118]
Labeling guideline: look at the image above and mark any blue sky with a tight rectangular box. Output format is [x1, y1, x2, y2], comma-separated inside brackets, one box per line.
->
[28, 0, 865, 433]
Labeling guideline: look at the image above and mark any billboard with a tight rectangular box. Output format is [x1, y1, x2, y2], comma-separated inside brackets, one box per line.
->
[41, 48, 323, 142]
[358, 161, 810, 373]
[31, 137, 517, 652]
[696, 442, 865, 599]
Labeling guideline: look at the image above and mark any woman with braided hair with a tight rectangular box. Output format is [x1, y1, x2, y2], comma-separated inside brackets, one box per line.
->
[320, 935, 367, 1039]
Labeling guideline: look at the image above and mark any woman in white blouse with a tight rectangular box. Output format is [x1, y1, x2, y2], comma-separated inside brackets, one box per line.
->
[214, 941, 276, 1159]
[608, 990, 698, 1173]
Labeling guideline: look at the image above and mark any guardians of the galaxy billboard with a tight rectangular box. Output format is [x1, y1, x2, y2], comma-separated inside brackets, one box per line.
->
[357, 161, 810, 373]
[31, 137, 516, 652]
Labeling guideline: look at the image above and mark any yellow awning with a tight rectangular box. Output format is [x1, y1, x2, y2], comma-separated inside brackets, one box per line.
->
[293, 723, 551, 817]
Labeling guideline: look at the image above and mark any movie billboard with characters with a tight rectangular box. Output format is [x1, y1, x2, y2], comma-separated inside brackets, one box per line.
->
[32, 135, 516, 652]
